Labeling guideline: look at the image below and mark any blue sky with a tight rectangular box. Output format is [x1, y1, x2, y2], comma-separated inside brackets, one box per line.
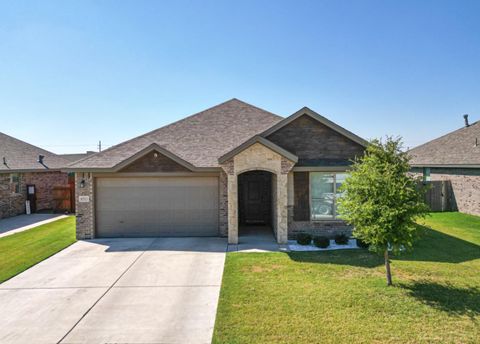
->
[1, 0, 479, 153]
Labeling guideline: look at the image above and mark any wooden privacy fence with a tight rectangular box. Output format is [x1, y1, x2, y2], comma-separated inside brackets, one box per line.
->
[52, 185, 74, 213]
[420, 180, 456, 212]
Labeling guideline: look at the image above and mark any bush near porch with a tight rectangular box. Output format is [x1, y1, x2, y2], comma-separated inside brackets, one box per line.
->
[213, 212, 480, 343]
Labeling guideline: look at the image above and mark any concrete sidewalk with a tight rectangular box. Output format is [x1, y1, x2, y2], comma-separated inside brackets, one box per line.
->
[0, 237, 227, 344]
[0, 214, 68, 238]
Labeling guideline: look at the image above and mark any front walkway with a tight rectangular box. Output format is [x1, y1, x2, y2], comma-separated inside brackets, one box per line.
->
[228, 226, 289, 252]
[0, 237, 227, 344]
[0, 214, 68, 238]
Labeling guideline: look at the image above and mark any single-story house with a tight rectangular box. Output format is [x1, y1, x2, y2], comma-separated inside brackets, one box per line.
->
[0, 132, 70, 219]
[409, 115, 480, 216]
[67, 99, 368, 244]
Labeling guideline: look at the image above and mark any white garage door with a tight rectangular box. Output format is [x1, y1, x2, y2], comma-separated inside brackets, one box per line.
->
[96, 177, 219, 237]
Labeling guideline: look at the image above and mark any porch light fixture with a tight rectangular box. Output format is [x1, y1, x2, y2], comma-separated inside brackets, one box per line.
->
[80, 179, 86, 188]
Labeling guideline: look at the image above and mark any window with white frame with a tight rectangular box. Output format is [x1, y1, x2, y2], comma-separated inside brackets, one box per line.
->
[310, 172, 348, 220]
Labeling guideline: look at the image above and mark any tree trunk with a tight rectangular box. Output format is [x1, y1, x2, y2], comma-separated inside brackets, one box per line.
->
[384, 249, 392, 286]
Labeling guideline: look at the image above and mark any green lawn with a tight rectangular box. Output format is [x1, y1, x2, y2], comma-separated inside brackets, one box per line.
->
[213, 212, 480, 343]
[0, 216, 76, 283]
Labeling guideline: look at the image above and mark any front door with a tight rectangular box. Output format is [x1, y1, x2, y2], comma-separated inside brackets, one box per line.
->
[238, 171, 272, 225]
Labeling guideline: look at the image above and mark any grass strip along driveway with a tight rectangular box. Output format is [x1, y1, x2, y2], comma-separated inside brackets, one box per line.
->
[0, 216, 76, 283]
[213, 212, 480, 343]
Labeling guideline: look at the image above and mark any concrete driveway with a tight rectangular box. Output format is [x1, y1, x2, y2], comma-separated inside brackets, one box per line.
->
[0, 237, 227, 344]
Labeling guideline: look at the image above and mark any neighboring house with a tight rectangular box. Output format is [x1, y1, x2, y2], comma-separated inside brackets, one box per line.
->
[0, 132, 70, 219]
[67, 99, 368, 244]
[409, 115, 480, 216]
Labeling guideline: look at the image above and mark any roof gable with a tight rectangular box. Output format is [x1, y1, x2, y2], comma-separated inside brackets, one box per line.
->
[218, 136, 298, 163]
[261, 107, 368, 147]
[116, 144, 195, 172]
[266, 114, 365, 166]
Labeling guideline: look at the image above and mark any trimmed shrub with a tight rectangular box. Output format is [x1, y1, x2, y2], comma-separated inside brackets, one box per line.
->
[356, 238, 369, 248]
[296, 233, 312, 245]
[313, 236, 330, 248]
[334, 234, 349, 245]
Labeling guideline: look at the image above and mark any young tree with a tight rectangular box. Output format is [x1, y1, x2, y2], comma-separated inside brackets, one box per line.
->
[337, 137, 429, 286]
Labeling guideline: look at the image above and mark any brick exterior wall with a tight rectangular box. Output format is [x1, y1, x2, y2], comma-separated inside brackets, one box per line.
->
[412, 167, 480, 216]
[219, 170, 228, 237]
[0, 173, 26, 219]
[0, 171, 68, 219]
[24, 171, 68, 211]
[75, 172, 95, 239]
[287, 216, 353, 239]
[267, 114, 365, 166]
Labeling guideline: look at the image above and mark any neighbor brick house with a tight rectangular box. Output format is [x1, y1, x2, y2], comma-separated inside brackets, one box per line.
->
[0, 132, 70, 219]
[409, 115, 480, 216]
[67, 99, 368, 244]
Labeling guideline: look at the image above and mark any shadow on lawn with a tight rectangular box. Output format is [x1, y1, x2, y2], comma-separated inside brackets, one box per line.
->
[287, 249, 384, 268]
[401, 281, 480, 317]
[397, 225, 480, 263]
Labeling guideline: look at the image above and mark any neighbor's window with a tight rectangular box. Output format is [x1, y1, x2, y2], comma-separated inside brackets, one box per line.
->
[310, 172, 348, 220]
[10, 173, 20, 193]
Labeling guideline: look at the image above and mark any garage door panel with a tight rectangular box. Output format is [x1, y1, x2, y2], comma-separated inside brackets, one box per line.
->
[96, 177, 219, 237]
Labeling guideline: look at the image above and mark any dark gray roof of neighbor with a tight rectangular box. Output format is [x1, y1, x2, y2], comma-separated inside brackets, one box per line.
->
[60, 151, 96, 163]
[69, 99, 284, 170]
[0, 132, 70, 172]
[409, 120, 480, 167]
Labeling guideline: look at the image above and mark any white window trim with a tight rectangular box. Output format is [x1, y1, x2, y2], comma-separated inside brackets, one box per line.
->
[309, 172, 345, 221]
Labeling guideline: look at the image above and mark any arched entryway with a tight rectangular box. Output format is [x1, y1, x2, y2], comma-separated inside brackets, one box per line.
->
[238, 170, 274, 239]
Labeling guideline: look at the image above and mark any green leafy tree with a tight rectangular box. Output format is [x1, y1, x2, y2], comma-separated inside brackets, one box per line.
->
[337, 137, 429, 286]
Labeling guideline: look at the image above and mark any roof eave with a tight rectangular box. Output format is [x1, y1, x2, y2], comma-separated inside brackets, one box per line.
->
[0, 168, 64, 173]
[410, 164, 480, 168]
[64, 143, 222, 173]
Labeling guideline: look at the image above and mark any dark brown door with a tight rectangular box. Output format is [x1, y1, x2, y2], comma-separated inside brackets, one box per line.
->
[239, 171, 271, 225]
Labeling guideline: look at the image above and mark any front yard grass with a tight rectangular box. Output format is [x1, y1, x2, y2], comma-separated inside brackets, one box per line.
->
[0, 216, 76, 283]
[213, 212, 480, 343]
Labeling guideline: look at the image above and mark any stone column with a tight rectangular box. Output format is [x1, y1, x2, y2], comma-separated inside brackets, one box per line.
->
[227, 173, 238, 244]
[276, 173, 289, 244]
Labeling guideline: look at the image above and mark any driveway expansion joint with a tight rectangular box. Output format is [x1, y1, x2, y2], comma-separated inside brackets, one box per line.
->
[57, 245, 153, 344]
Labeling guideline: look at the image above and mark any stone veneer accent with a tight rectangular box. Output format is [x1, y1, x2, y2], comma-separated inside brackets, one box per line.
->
[75, 172, 95, 239]
[220, 142, 295, 244]
[0, 171, 68, 219]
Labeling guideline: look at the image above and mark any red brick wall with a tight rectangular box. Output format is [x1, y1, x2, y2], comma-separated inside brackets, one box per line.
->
[24, 171, 69, 211]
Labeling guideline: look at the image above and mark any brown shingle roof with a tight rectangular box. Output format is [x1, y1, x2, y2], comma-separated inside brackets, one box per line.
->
[69, 99, 284, 170]
[0, 132, 70, 172]
[60, 152, 96, 163]
[409, 120, 480, 166]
